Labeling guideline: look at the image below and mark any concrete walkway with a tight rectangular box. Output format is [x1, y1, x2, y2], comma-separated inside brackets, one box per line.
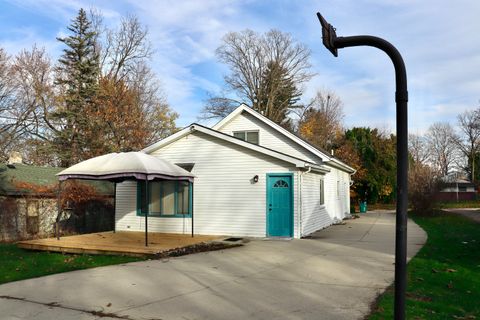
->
[0, 211, 427, 320]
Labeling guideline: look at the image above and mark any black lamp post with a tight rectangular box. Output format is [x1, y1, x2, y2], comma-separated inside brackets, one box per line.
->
[317, 13, 409, 320]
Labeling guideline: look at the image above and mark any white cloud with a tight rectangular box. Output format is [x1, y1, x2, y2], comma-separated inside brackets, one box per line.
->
[3, 0, 480, 134]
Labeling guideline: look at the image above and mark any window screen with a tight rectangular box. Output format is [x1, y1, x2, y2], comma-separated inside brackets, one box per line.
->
[320, 179, 325, 205]
[138, 180, 191, 216]
[233, 131, 259, 144]
[177, 181, 190, 214]
[233, 131, 246, 140]
[161, 181, 176, 215]
[246, 131, 259, 144]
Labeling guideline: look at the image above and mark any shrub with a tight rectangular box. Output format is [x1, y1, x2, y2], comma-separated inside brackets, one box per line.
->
[408, 164, 444, 215]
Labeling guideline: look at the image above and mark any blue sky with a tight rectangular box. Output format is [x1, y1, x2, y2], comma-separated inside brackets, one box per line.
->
[1, 0, 479, 134]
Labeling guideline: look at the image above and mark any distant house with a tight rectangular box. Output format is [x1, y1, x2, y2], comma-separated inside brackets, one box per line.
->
[0, 154, 113, 242]
[115, 104, 355, 238]
[437, 174, 477, 202]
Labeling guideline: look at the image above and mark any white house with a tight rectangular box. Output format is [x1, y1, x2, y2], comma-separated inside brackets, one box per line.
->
[115, 104, 355, 239]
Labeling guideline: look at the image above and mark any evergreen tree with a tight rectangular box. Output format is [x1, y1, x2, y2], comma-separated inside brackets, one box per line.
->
[343, 127, 397, 204]
[53, 8, 100, 166]
[258, 61, 301, 130]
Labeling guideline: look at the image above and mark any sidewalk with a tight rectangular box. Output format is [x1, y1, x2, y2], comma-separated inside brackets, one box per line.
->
[0, 211, 427, 320]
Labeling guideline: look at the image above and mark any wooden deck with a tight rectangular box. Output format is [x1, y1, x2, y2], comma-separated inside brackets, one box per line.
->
[17, 232, 222, 257]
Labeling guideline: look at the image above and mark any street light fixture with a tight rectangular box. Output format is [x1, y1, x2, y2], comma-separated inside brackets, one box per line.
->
[317, 12, 409, 320]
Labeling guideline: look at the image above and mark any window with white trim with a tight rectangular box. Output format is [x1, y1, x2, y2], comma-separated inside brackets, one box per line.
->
[233, 130, 259, 144]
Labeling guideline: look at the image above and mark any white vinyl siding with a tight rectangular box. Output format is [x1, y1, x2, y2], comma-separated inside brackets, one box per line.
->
[324, 167, 350, 221]
[218, 111, 322, 164]
[116, 131, 300, 238]
[299, 169, 351, 237]
[300, 172, 332, 236]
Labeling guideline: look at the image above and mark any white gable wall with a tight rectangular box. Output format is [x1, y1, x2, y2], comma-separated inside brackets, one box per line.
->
[300, 171, 332, 236]
[324, 167, 351, 221]
[217, 111, 322, 164]
[116, 131, 300, 238]
[299, 169, 351, 237]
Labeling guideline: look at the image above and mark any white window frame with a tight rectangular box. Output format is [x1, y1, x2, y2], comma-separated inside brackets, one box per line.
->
[233, 130, 259, 144]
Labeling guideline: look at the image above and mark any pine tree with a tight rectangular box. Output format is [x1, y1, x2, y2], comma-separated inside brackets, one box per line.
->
[258, 61, 302, 130]
[53, 8, 100, 166]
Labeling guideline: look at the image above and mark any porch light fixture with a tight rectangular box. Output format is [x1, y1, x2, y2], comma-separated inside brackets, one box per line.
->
[253, 175, 259, 183]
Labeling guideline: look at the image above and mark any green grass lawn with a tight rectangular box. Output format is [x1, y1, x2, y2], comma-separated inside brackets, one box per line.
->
[438, 200, 480, 209]
[0, 244, 143, 285]
[368, 212, 480, 319]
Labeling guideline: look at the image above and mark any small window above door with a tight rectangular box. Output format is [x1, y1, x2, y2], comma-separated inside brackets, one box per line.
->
[233, 130, 259, 144]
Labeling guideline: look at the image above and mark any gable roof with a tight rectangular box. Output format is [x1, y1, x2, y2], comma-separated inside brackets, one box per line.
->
[213, 104, 355, 173]
[143, 123, 330, 174]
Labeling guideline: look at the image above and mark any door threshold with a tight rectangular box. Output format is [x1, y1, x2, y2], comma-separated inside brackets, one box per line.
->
[263, 237, 293, 241]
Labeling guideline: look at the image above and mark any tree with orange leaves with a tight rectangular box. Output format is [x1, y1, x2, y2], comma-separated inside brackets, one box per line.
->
[297, 90, 344, 151]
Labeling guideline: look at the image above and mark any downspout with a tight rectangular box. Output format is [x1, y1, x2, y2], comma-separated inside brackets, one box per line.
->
[298, 164, 312, 238]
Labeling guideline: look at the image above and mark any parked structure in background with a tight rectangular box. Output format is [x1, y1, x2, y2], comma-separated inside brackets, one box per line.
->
[0, 153, 114, 242]
[437, 172, 477, 202]
[115, 104, 355, 238]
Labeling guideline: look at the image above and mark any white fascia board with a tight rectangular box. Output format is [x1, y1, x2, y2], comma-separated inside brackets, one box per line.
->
[325, 159, 356, 174]
[142, 126, 192, 154]
[307, 164, 331, 174]
[212, 103, 249, 131]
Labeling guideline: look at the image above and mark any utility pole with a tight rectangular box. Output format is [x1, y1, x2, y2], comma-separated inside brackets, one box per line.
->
[317, 13, 409, 320]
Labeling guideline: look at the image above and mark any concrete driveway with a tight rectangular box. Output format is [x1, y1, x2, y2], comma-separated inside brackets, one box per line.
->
[0, 211, 427, 320]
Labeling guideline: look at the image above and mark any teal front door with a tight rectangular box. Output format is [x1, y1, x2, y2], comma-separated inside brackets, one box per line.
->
[267, 174, 293, 237]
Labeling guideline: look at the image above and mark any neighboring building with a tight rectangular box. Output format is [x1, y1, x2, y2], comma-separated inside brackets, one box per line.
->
[0, 155, 113, 242]
[115, 104, 355, 238]
[0, 159, 63, 241]
[437, 174, 477, 202]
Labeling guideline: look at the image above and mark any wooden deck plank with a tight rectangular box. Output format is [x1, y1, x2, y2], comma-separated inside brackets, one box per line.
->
[17, 232, 223, 257]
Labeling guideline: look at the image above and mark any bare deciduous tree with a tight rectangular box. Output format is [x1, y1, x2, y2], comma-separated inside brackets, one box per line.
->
[1, 46, 57, 163]
[100, 14, 152, 82]
[201, 29, 313, 128]
[426, 122, 460, 176]
[408, 133, 431, 165]
[0, 48, 16, 159]
[455, 108, 480, 182]
[297, 89, 344, 150]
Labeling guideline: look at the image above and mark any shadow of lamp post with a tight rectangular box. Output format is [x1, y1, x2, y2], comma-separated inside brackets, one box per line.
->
[316, 13, 409, 320]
